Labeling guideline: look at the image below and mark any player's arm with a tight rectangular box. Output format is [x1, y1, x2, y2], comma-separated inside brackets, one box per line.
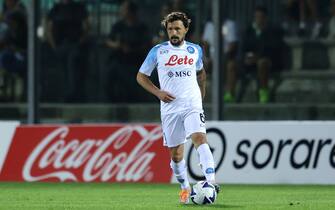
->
[197, 68, 206, 100]
[137, 72, 175, 103]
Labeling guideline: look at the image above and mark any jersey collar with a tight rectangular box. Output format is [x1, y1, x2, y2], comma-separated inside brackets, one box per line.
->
[168, 40, 187, 49]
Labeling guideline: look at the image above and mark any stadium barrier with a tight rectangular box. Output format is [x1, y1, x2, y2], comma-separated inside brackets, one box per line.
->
[0, 121, 334, 184]
[182, 121, 335, 184]
[0, 124, 171, 182]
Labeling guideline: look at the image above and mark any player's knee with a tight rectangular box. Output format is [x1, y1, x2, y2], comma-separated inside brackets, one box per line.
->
[191, 133, 207, 148]
[169, 143, 185, 162]
[171, 153, 183, 162]
[170, 149, 184, 162]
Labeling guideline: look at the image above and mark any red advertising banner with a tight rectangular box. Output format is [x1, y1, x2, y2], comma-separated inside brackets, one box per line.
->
[0, 124, 172, 183]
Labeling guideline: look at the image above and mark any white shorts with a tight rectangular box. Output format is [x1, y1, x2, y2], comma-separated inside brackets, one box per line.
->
[161, 109, 206, 147]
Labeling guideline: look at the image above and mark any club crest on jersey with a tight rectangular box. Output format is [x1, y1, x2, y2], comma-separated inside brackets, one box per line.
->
[165, 55, 194, 66]
[187, 46, 195, 54]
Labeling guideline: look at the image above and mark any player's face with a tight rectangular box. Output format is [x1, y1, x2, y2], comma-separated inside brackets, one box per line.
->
[166, 20, 188, 46]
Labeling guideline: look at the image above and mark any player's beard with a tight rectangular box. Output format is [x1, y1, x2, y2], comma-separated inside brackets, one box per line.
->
[170, 36, 184, 46]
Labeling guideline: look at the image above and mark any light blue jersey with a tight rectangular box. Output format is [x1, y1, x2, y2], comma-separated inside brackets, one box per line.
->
[139, 41, 204, 114]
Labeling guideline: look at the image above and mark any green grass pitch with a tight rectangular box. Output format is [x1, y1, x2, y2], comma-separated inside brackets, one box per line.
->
[0, 182, 334, 210]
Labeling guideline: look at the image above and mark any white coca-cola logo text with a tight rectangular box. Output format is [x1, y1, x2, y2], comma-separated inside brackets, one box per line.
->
[23, 125, 162, 182]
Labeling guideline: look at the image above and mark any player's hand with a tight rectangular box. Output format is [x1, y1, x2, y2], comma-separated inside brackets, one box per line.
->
[157, 90, 176, 103]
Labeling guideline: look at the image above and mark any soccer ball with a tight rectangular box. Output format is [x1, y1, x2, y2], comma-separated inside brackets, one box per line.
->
[190, 181, 217, 205]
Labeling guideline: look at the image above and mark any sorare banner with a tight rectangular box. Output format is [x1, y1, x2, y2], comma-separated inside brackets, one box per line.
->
[181, 121, 335, 184]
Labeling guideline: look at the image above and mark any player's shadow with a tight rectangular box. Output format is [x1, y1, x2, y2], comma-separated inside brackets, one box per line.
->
[183, 204, 242, 208]
[213, 204, 242, 208]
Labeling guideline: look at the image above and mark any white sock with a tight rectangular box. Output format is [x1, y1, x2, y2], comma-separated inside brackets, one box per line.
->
[170, 159, 190, 189]
[196, 143, 215, 183]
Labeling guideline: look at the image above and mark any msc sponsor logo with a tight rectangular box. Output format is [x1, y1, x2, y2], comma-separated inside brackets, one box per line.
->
[167, 71, 192, 78]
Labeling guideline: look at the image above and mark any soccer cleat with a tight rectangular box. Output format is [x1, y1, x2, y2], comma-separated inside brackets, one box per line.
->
[179, 188, 191, 204]
[212, 183, 221, 194]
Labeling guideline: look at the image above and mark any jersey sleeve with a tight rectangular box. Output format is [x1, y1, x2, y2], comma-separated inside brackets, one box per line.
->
[139, 46, 158, 76]
[195, 45, 204, 71]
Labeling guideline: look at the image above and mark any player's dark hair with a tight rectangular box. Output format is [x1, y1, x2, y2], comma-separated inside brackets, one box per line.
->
[161, 12, 191, 29]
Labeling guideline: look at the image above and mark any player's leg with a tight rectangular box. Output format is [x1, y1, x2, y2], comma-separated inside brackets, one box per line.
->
[191, 132, 220, 193]
[169, 144, 190, 190]
[161, 112, 191, 203]
[168, 144, 191, 203]
[191, 132, 216, 183]
[184, 111, 220, 193]
[257, 57, 271, 103]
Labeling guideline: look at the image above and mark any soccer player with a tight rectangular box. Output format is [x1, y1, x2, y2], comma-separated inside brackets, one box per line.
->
[136, 12, 219, 204]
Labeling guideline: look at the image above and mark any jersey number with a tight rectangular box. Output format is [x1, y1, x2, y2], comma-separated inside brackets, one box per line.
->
[200, 113, 205, 123]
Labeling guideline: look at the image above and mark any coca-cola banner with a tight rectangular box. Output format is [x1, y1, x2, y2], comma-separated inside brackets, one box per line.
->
[0, 124, 172, 182]
[179, 121, 335, 184]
